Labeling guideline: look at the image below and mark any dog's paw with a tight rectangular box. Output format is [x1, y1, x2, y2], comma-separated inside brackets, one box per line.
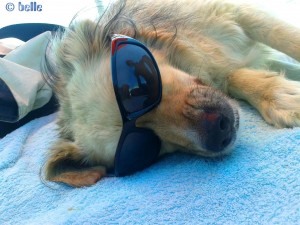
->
[259, 79, 300, 128]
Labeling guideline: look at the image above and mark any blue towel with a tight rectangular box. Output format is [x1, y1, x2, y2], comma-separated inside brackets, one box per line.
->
[1, 101, 299, 224]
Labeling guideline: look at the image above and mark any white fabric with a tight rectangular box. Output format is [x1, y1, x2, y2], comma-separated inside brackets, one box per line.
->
[0, 32, 52, 121]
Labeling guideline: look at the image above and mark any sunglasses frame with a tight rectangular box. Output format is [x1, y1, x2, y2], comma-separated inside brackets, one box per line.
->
[111, 34, 162, 176]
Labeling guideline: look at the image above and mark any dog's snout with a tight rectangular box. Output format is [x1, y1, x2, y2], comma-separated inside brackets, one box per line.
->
[201, 112, 234, 152]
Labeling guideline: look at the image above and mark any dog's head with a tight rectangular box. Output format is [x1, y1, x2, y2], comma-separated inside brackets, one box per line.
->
[45, 19, 239, 166]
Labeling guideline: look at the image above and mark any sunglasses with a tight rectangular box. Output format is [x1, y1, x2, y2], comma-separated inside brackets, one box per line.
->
[111, 34, 162, 176]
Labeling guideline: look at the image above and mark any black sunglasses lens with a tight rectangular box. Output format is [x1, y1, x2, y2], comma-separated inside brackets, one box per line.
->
[114, 131, 161, 176]
[115, 44, 160, 114]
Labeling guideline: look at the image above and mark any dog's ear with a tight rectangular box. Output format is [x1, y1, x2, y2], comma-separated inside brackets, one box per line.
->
[44, 140, 106, 187]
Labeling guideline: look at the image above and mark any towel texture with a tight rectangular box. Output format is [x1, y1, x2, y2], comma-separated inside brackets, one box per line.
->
[0, 101, 299, 225]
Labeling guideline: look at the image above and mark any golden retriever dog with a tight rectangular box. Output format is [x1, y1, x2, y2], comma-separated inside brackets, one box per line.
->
[43, 0, 300, 187]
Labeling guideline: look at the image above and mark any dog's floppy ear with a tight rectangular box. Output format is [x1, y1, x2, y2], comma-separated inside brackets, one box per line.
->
[45, 140, 106, 187]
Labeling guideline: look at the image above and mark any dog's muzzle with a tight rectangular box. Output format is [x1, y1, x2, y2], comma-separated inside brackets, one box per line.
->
[184, 86, 239, 153]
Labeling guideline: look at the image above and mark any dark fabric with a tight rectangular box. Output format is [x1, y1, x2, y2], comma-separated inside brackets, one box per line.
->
[0, 23, 63, 41]
[0, 78, 18, 122]
[0, 95, 58, 138]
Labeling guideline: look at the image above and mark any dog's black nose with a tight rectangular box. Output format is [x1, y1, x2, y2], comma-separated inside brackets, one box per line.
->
[201, 112, 234, 152]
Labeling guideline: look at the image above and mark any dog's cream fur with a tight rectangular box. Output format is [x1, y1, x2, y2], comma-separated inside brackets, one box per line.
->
[44, 0, 300, 187]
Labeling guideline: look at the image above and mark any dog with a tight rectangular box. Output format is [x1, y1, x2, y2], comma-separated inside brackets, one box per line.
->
[43, 0, 300, 187]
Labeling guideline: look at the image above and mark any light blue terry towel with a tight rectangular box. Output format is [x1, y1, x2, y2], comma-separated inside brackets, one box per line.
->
[0, 100, 299, 224]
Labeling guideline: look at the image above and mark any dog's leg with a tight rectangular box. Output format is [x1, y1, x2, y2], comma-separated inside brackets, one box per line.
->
[236, 5, 300, 62]
[45, 140, 106, 187]
[228, 68, 300, 128]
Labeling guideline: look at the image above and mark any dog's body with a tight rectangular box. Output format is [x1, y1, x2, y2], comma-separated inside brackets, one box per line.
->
[44, 0, 300, 187]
